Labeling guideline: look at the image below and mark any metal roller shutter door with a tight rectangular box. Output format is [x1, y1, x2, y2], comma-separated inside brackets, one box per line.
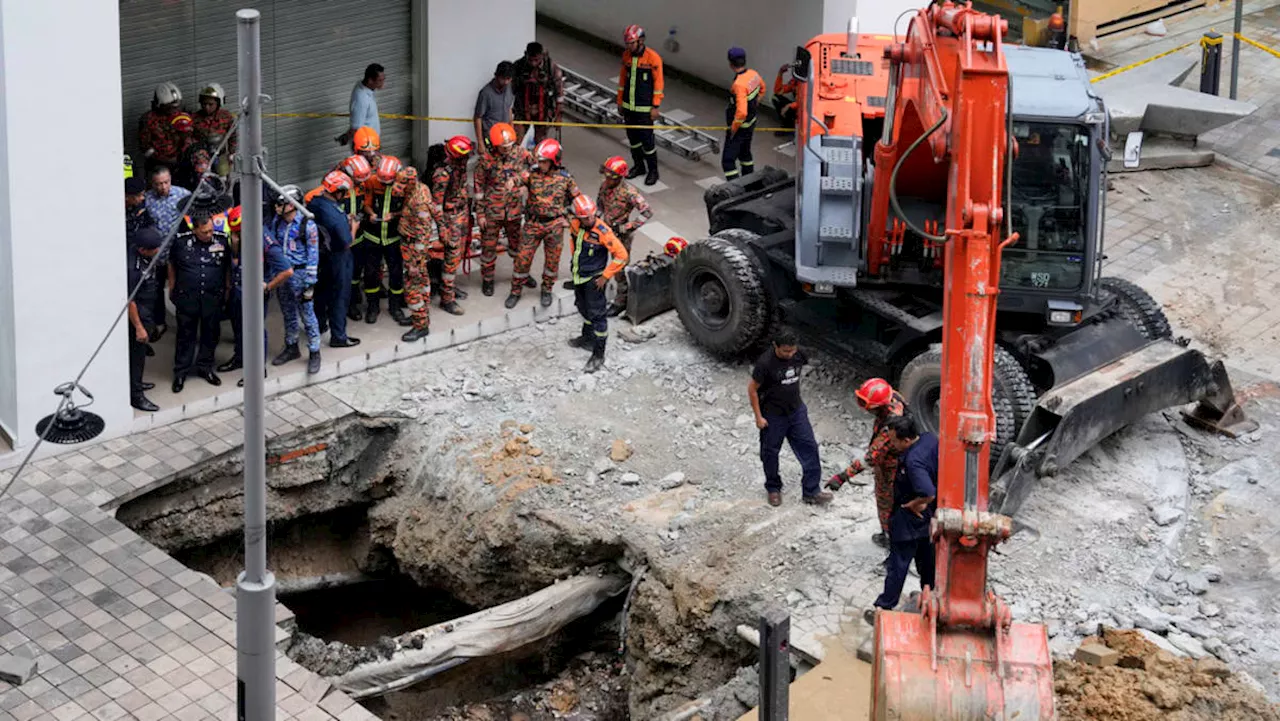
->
[120, 0, 411, 187]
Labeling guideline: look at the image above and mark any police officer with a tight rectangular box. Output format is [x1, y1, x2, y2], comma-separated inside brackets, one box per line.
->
[168, 211, 229, 393]
[268, 185, 324, 375]
[128, 227, 165, 411]
[125, 177, 154, 237]
[617, 25, 664, 186]
[724, 47, 765, 180]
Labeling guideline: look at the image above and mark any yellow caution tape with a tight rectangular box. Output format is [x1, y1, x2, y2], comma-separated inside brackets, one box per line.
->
[264, 111, 791, 133]
[1236, 32, 1280, 60]
[1090, 41, 1195, 83]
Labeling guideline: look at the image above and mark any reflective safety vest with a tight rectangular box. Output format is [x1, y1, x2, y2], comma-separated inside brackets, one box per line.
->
[124, 154, 134, 179]
[617, 47, 665, 113]
[360, 185, 402, 245]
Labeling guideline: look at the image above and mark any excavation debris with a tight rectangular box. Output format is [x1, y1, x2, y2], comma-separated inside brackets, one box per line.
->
[1054, 628, 1280, 721]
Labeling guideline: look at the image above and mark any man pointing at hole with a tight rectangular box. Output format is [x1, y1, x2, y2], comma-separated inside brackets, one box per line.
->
[748, 329, 832, 507]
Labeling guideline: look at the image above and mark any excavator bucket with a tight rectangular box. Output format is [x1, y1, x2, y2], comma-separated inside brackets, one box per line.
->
[872, 609, 1055, 720]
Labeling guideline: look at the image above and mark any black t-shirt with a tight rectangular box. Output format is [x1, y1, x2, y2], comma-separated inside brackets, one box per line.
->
[752, 348, 808, 417]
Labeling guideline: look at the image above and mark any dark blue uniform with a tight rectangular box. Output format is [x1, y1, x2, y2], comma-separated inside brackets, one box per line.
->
[308, 195, 355, 343]
[752, 348, 822, 498]
[873, 432, 939, 611]
[127, 249, 161, 396]
[170, 231, 229, 380]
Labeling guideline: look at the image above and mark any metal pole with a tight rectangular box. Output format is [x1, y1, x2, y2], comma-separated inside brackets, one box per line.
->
[236, 8, 275, 721]
[1230, 0, 1243, 99]
[758, 609, 790, 721]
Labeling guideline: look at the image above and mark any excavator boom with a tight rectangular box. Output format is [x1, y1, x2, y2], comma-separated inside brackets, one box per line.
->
[869, 4, 1055, 718]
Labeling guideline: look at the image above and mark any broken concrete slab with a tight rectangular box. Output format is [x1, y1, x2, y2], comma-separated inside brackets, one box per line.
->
[1133, 606, 1173, 633]
[0, 653, 36, 685]
[1095, 54, 1257, 138]
[1137, 629, 1187, 657]
[1173, 619, 1216, 640]
[1166, 631, 1210, 659]
[1151, 505, 1183, 526]
[1074, 643, 1120, 667]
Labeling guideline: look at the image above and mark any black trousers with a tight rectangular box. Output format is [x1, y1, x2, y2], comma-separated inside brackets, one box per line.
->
[574, 280, 608, 353]
[173, 295, 222, 378]
[874, 536, 937, 610]
[129, 335, 148, 395]
[364, 239, 404, 302]
[622, 109, 656, 172]
[722, 125, 756, 178]
[315, 249, 332, 326]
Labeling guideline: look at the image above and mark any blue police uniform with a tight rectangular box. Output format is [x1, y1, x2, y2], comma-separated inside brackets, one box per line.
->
[873, 432, 940, 611]
[226, 234, 291, 364]
[127, 248, 160, 396]
[169, 230, 229, 380]
[307, 194, 355, 343]
[268, 212, 321, 353]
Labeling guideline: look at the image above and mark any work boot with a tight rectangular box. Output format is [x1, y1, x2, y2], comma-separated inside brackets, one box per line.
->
[272, 343, 300, 366]
[524, 277, 538, 289]
[626, 163, 645, 180]
[364, 296, 379, 324]
[644, 160, 660, 186]
[307, 350, 321, 374]
[767, 492, 782, 507]
[401, 327, 430, 342]
[567, 327, 593, 350]
[347, 296, 363, 321]
[440, 301, 465, 316]
[584, 349, 605, 374]
[482, 279, 495, 296]
[540, 289, 554, 307]
[504, 293, 521, 309]
[389, 295, 411, 326]
[131, 395, 159, 413]
[454, 287, 469, 301]
[802, 491, 834, 506]
[562, 280, 574, 290]
[606, 302, 626, 318]
[216, 356, 243, 373]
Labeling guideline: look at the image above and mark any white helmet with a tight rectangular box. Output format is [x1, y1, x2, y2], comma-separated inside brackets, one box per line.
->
[274, 184, 303, 205]
[154, 81, 182, 106]
[198, 82, 225, 104]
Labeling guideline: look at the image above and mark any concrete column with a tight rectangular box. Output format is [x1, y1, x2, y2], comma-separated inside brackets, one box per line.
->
[425, 0, 536, 147]
[0, 0, 131, 448]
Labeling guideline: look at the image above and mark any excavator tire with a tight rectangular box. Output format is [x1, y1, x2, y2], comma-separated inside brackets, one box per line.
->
[896, 344, 1036, 464]
[673, 232, 772, 357]
[1100, 276, 1172, 341]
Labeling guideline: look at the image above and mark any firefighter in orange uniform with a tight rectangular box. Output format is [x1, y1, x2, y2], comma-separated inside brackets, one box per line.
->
[617, 24, 664, 186]
[360, 155, 409, 325]
[474, 123, 533, 297]
[430, 136, 476, 315]
[507, 138, 580, 309]
[723, 47, 766, 179]
[772, 62, 799, 129]
[826, 378, 910, 547]
[395, 168, 435, 342]
[595, 156, 652, 316]
[566, 195, 628, 373]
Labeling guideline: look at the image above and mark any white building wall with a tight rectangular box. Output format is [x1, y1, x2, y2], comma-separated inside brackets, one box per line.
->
[426, 0, 536, 146]
[0, 0, 130, 448]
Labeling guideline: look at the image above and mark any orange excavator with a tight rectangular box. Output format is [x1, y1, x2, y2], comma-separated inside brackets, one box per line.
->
[859, 4, 1055, 718]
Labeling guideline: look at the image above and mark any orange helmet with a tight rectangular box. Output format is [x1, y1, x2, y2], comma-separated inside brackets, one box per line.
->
[534, 138, 562, 165]
[352, 126, 381, 152]
[171, 113, 194, 133]
[855, 378, 894, 409]
[664, 236, 689, 257]
[601, 156, 629, 177]
[489, 122, 518, 148]
[227, 206, 242, 230]
[339, 154, 373, 183]
[571, 194, 597, 218]
[623, 24, 645, 44]
[395, 167, 418, 185]
[375, 156, 403, 184]
[444, 135, 474, 160]
[322, 170, 354, 195]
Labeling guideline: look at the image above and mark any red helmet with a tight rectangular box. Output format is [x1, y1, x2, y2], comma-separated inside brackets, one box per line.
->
[855, 378, 894, 409]
[664, 236, 689, 257]
[322, 170, 354, 195]
[445, 135, 474, 160]
[339, 154, 373, 183]
[601, 156, 629, 177]
[375, 156, 403, 184]
[227, 205, 242, 230]
[534, 138, 562, 165]
[571, 194, 597, 218]
[170, 113, 194, 133]
[623, 24, 645, 44]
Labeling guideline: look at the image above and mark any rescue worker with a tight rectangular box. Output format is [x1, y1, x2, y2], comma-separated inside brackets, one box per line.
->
[866, 415, 938, 622]
[353, 126, 382, 167]
[128, 227, 165, 412]
[596, 156, 652, 317]
[195, 83, 236, 171]
[337, 154, 374, 320]
[826, 378, 909, 547]
[306, 170, 362, 349]
[617, 25, 664, 186]
[724, 48, 765, 179]
[170, 113, 196, 175]
[395, 167, 434, 342]
[139, 81, 185, 173]
[507, 138, 581, 309]
[474, 123, 532, 297]
[566, 195, 628, 374]
[748, 328, 832, 507]
[772, 62, 798, 129]
[431, 136, 475, 315]
[218, 207, 246, 375]
[125, 177, 154, 237]
[168, 211, 229, 393]
[268, 185, 323, 374]
[360, 155, 410, 325]
[513, 42, 565, 147]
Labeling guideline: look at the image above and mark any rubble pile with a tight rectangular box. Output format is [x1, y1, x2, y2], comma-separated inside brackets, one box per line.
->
[1054, 628, 1280, 720]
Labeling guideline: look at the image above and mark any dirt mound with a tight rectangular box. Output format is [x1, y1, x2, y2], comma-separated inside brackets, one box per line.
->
[1055, 628, 1280, 721]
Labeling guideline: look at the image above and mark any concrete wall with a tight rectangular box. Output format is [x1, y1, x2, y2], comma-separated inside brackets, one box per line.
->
[536, 0, 913, 91]
[0, 0, 130, 448]
[425, 0, 536, 146]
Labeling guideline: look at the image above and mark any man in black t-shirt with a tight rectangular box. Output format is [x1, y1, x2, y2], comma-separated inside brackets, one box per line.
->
[748, 329, 832, 507]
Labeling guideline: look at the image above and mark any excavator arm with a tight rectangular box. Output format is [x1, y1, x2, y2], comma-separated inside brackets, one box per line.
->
[869, 4, 1056, 719]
